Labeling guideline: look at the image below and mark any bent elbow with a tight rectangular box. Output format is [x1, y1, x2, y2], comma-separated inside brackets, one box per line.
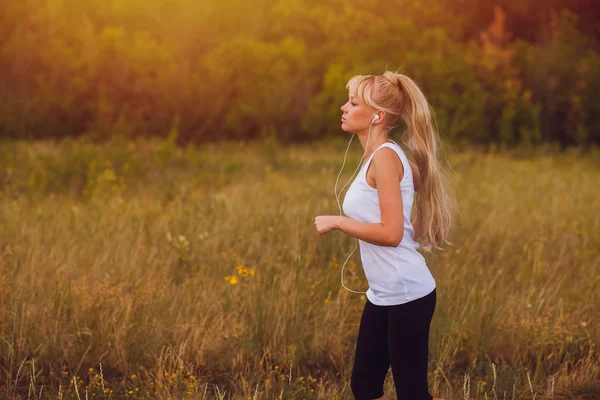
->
[389, 233, 403, 247]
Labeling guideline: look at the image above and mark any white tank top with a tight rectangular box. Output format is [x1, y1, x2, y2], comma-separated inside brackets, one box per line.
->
[342, 140, 436, 306]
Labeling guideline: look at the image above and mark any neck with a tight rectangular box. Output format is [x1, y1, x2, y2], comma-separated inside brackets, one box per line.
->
[357, 126, 390, 162]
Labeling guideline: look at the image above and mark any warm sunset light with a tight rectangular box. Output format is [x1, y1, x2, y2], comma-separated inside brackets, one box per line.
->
[1, 1, 599, 399]
[1, 0, 599, 147]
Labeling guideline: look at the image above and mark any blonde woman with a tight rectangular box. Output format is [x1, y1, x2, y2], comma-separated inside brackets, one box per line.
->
[315, 71, 453, 400]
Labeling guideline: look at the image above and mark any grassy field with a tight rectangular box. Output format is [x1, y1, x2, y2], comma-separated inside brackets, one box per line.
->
[0, 136, 599, 399]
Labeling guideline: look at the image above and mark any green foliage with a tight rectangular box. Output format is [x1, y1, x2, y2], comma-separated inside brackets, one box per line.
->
[0, 1, 599, 147]
[515, 9, 600, 147]
[204, 36, 310, 141]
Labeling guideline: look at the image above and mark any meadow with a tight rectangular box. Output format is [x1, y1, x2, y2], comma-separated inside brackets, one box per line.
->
[0, 136, 599, 399]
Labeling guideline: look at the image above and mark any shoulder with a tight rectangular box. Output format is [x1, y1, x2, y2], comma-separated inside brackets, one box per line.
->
[372, 147, 403, 180]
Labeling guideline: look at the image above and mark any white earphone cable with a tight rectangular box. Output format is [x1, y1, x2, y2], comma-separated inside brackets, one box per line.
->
[334, 119, 376, 294]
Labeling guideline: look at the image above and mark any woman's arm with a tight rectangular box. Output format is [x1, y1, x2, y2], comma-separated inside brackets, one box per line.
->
[339, 148, 404, 247]
[337, 218, 401, 247]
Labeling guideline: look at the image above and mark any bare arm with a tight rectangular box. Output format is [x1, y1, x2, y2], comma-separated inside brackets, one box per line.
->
[337, 219, 400, 247]
[338, 148, 404, 247]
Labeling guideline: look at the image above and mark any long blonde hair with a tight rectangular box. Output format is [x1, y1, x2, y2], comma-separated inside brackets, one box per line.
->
[346, 71, 455, 252]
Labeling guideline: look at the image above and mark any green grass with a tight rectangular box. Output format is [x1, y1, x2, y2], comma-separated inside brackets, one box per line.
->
[0, 136, 599, 399]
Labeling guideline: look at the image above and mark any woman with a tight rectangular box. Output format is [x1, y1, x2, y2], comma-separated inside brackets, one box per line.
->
[314, 71, 453, 400]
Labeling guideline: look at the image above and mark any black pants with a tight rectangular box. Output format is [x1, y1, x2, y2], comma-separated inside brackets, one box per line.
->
[350, 288, 437, 400]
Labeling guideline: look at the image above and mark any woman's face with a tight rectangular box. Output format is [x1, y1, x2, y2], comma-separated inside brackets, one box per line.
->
[340, 94, 376, 133]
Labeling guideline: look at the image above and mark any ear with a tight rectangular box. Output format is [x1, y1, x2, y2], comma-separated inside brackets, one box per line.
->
[374, 110, 385, 124]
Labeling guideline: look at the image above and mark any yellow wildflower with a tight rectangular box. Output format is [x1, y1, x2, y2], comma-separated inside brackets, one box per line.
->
[235, 265, 255, 277]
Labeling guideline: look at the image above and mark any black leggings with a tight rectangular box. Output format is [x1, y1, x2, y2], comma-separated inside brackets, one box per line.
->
[350, 288, 437, 400]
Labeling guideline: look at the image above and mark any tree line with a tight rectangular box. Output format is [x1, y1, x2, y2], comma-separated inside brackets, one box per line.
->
[1, 0, 599, 148]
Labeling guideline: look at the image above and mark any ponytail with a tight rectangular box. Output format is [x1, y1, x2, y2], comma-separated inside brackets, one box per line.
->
[346, 71, 455, 252]
[395, 74, 455, 252]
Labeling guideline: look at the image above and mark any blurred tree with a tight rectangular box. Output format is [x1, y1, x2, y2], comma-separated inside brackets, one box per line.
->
[520, 9, 600, 147]
[439, 0, 600, 50]
[203, 36, 311, 141]
[0, 0, 598, 147]
[468, 6, 541, 147]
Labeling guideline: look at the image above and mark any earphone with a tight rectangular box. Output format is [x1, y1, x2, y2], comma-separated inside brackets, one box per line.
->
[333, 113, 379, 294]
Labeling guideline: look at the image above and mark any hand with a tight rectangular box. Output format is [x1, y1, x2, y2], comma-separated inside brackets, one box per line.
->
[315, 215, 345, 235]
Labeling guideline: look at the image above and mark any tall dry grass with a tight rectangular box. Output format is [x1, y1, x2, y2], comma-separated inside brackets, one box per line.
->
[0, 137, 598, 399]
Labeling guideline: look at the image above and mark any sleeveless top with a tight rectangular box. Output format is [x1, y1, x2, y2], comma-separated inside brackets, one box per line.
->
[342, 139, 436, 306]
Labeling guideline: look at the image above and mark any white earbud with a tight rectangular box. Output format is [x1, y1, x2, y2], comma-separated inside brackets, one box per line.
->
[372, 114, 380, 123]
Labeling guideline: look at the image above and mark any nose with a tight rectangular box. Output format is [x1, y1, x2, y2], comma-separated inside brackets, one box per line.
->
[340, 104, 346, 113]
